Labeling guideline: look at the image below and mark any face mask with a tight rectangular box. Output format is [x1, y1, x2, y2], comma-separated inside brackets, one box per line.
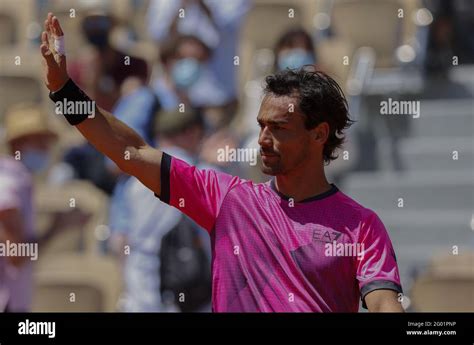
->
[277, 49, 315, 71]
[21, 149, 50, 173]
[171, 58, 202, 89]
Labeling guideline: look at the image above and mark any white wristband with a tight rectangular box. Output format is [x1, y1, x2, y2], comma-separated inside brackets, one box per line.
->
[54, 36, 66, 56]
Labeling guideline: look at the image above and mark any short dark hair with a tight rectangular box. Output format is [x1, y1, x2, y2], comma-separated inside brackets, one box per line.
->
[263, 67, 354, 164]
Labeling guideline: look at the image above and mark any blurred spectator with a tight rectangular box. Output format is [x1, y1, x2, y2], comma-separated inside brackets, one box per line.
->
[424, 0, 474, 75]
[62, 142, 117, 195]
[273, 27, 318, 72]
[69, 12, 149, 111]
[153, 34, 238, 132]
[114, 108, 212, 312]
[452, 0, 474, 64]
[424, 0, 455, 78]
[0, 104, 88, 312]
[147, 0, 251, 100]
[153, 35, 232, 110]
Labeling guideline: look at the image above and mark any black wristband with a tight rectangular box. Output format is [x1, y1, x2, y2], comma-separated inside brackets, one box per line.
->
[49, 79, 95, 126]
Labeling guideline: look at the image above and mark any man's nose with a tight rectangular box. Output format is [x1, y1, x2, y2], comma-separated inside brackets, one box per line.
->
[258, 127, 272, 147]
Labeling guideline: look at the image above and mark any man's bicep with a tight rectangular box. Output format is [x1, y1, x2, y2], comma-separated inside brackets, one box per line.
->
[127, 145, 163, 196]
[365, 289, 404, 312]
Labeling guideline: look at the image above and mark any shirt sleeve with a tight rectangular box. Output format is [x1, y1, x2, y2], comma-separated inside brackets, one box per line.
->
[147, 0, 179, 41]
[356, 212, 403, 309]
[155, 153, 242, 233]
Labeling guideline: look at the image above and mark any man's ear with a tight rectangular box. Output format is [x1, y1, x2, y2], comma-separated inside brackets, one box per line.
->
[312, 122, 329, 144]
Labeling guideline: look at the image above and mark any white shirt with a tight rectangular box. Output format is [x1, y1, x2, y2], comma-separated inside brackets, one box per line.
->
[0, 156, 35, 311]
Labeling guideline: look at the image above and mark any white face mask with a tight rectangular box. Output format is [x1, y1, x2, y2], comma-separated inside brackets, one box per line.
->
[21, 149, 51, 173]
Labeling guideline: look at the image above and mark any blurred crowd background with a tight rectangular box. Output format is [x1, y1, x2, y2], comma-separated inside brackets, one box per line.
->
[0, 0, 473, 313]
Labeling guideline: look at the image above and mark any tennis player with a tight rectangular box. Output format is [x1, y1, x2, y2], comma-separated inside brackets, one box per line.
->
[40, 13, 403, 312]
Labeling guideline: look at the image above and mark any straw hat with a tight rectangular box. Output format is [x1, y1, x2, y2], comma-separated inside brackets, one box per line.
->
[4, 103, 58, 143]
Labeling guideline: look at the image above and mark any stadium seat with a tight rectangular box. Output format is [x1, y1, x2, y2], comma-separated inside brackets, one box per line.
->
[35, 180, 109, 258]
[329, 0, 418, 68]
[317, 38, 354, 92]
[379, 210, 473, 248]
[0, 49, 45, 122]
[326, 0, 428, 100]
[409, 99, 474, 137]
[410, 253, 474, 311]
[0, 0, 37, 49]
[32, 253, 122, 312]
[0, 12, 15, 47]
[343, 170, 474, 211]
[399, 137, 474, 171]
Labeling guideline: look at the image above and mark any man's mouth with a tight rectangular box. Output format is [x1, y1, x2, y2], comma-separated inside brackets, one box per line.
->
[260, 150, 278, 157]
[260, 150, 279, 164]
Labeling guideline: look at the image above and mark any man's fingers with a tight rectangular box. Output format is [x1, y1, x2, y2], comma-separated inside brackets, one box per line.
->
[40, 26, 56, 66]
[40, 43, 55, 66]
[47, 12, 53, 26]
[52, 16, 64, 36]
[41, 31, 49, 49]
[47, 12, 56, 38]
[44, 19, 50, 34]
[46, 13, 52, 33]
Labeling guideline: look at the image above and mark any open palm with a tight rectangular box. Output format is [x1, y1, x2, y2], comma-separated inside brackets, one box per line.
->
[40, 12, 69, 92]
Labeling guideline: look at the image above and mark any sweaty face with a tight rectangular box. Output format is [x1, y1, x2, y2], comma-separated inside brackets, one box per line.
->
[257, 94, 312, 176]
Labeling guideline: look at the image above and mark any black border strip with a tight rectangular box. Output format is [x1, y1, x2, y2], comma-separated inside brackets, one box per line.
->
[2, 312, 472, 344]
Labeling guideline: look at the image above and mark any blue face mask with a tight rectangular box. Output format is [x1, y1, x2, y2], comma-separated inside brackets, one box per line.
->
[22, 149, 50, 173]
[277, 49, 315, 71]
[171, 58, 202, 89]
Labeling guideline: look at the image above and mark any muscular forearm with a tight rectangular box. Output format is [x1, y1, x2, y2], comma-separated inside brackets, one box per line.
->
[75, 104, 148, 174]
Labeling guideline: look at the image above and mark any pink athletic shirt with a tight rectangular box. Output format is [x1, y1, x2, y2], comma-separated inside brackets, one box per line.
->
[156, 153, 402, 312]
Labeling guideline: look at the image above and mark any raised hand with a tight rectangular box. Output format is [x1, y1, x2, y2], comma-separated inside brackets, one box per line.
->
[40, 12, 69, 92]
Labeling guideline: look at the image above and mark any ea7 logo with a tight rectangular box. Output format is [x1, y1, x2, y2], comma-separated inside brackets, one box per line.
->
[18, 319, 56, 339]
[312, 228, 342, 243]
